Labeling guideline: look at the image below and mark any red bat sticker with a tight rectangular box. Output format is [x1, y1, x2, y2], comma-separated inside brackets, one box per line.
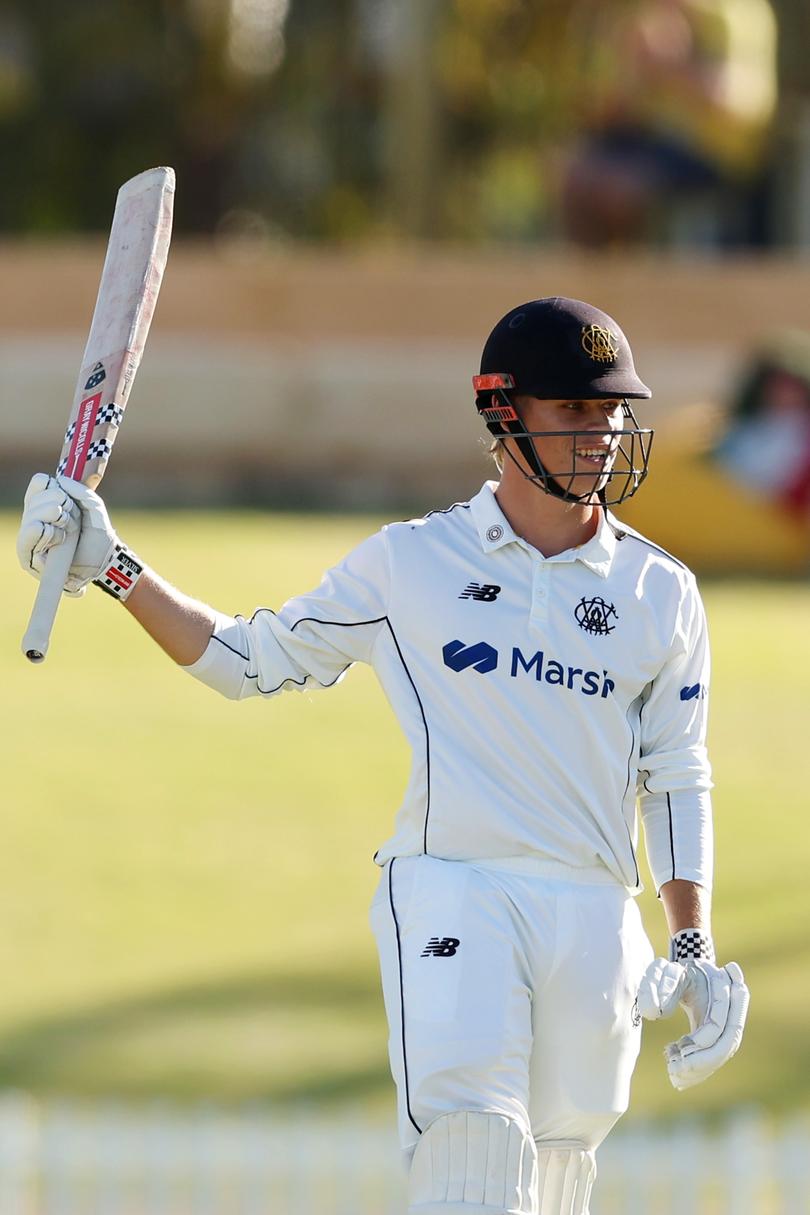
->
[63, 391, 103, 480]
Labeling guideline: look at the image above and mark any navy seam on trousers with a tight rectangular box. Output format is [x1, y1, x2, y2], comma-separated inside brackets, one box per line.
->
[389, 859, 422, 1135]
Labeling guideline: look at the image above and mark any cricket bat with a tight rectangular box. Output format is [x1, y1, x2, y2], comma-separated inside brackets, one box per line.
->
[21, 166, 175, 663]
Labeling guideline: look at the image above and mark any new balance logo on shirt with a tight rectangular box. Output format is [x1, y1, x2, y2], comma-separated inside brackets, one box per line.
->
[459, 582, 501, 601]
[421, 937, 461, 957]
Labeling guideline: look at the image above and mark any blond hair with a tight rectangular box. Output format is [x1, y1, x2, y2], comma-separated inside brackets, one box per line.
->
[488, 437, 504, 472]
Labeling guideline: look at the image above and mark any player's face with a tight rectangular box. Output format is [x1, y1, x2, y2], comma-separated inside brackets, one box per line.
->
[509, 396, 625, 499]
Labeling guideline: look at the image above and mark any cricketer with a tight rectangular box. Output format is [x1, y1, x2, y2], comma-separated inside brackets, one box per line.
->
[18, 296, 749, 1215]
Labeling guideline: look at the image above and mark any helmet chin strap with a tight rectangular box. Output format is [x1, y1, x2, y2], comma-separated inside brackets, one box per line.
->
[478, 386, 580, 502]
[495, 391, 615, 504]
[498, 435, 598, 504]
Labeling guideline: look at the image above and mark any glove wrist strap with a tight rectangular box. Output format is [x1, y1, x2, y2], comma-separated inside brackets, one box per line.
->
[93, 543, 144, 602]
[669, 928, 716, 964]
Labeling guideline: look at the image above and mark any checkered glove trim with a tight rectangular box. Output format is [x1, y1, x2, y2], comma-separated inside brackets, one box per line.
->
[93, 544, 144, 602]
[669, 929, 716, 964]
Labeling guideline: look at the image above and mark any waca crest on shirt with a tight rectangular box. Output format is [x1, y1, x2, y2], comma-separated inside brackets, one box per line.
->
[574, 596, 618, 635]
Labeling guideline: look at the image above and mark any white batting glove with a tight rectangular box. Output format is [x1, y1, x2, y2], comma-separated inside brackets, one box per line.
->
[637, 933, 749, 1091]
[17, 473, 143, 600]
[18, 474, 80, 586]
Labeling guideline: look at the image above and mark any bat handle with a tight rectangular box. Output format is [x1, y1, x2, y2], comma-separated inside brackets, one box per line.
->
[21, 530, 81, 663]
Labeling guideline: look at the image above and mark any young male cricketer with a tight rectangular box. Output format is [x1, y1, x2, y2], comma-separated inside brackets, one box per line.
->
[18, 297, 749, 1215]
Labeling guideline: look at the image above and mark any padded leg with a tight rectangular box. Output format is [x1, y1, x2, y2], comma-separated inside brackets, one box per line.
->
[536, 1142, 596, 1215]
[408, 1110, 539, 1215]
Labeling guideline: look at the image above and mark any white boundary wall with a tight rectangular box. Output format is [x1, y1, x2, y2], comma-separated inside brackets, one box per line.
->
[0, 1095, 806, 1215]
[0, 335, 732, 506]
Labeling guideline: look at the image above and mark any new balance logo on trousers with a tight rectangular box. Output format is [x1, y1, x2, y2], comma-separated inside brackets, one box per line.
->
[421, 937, 461, 957]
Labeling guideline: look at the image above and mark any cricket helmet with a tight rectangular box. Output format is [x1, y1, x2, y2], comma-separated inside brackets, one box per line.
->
[474, 297, 654, 505]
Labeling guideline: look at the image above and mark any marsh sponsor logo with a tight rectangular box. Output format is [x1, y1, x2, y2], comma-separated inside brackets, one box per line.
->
[443, 640, 615, 698]
[510, 647, 615, 697]
[442, 640, 498, 674]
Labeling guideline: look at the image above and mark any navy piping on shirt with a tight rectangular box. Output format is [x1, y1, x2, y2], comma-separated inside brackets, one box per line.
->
[423, 501, 471, 521]
[620, 530, 689, 571]
[287, 616, 430, 850]
[229, 609, 432, 851]
[620, 716, 641, 888]
[405, 500, 472, 530]
[212, 627, 350, 695]
[667, 791, 676, 881]
[211, 633, 249, 661]
[381, 620, 432, 854]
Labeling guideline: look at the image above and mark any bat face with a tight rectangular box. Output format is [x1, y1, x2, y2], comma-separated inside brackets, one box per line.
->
[21, 165, 174, 662]
[55, 165, 174, 491]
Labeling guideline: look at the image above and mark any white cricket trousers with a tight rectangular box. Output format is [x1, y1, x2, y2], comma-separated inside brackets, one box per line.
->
[370, 855, 654, 1156]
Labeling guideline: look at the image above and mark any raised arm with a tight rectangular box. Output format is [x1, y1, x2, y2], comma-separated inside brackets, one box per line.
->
[17, 474, 390, 700]
[124, 572, 216, 665]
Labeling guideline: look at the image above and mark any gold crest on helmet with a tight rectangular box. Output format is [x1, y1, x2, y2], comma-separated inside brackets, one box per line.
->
[581, 324, 618, 364]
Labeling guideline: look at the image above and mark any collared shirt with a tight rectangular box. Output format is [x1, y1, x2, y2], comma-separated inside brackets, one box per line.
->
[185, 482, 713, 892]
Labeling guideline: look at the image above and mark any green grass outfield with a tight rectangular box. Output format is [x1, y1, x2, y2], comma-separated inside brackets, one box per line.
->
[2, 510, 808, 1120]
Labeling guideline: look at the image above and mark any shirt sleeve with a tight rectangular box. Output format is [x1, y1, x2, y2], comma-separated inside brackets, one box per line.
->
[637, 573, 714, 892]
[182, 527, 390, 700]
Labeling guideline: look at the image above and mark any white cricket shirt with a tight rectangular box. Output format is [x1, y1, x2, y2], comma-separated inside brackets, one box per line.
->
[185, 482, 713, 892]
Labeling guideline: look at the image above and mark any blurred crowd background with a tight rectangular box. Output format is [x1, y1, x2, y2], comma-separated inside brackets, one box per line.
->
[0, 0, 807, 248]
[2, 0, 810, 575]
[1, 0, 810, 572]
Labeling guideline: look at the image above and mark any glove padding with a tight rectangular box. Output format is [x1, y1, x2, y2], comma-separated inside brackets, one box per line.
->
[17, 473, 119, 596]
[637, 957, 749, 1091]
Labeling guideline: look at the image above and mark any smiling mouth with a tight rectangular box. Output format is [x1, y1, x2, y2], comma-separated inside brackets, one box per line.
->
[575, 446, 613, 466]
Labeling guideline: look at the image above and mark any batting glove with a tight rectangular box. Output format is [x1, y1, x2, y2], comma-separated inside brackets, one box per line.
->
[17, 473, 143, 600]
[636, 931, 749, 1091]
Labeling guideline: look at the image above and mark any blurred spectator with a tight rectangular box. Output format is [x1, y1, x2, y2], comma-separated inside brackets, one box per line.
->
[714, 336, 810, 520]
[559, 0, 778, 247]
